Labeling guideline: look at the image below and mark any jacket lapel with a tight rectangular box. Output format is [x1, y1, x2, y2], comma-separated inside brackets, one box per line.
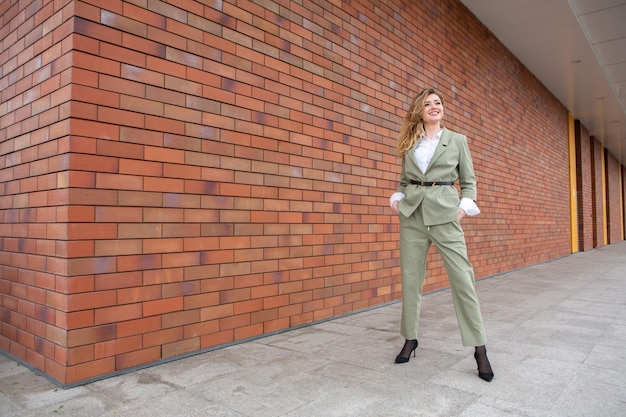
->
[407, 138, 426, 180]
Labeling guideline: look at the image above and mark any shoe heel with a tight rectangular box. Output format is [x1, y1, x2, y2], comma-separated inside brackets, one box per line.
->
[395, 339, 418, 364]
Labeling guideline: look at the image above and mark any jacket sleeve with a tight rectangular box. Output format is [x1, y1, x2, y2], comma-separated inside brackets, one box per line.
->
[397, 156, 409, 194]
[457, 136, 478, 201]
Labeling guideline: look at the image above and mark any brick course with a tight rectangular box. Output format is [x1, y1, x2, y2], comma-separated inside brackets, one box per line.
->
[1, 0, 623, 386]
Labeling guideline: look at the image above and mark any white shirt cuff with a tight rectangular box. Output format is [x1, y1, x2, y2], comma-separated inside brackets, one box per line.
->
[459, 198, 480, 216]
[390, 192, 405, 207]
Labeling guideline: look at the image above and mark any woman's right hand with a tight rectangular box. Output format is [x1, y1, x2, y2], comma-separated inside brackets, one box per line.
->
[391, 201, 400, 215]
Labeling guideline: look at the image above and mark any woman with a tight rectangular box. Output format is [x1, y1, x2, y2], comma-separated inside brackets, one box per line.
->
[390, 88, 494, 382]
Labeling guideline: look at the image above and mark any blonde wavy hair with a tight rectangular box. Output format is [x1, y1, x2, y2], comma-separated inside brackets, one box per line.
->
[396, 88, 444, 157]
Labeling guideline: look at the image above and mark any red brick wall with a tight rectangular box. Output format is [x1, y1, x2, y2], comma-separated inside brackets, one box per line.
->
[0, 0, 76, 380]
[575, 121, 593, 250]
[591, 137, 605, 247]
[606, 151, 623, 243]
[623, 166, 626, 239]
[0, 0, 622, 386]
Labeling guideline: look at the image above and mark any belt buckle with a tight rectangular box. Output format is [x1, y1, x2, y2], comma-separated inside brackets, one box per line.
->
[431, 182, 436, 187]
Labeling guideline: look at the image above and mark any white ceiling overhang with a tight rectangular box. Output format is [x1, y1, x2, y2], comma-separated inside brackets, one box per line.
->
[459, 0, 626, 166]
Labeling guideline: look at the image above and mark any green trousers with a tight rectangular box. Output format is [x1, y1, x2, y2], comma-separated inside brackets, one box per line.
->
[399, 207, 486, 347]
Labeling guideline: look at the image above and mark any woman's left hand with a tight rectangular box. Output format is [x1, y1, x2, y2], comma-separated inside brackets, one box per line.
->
[456, 208, 466, 222]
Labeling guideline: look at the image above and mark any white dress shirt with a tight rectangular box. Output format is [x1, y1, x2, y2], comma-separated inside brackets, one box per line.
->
[390, 130, 480, 216]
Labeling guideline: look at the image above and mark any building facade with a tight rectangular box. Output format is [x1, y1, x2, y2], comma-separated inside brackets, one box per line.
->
[1, 0, 624, 386]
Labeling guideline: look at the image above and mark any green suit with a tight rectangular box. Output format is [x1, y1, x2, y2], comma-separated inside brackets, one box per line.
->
[397, 127, 486, 346]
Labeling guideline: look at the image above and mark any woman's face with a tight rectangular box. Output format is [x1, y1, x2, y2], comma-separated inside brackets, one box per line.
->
[421, 93, 444, 124]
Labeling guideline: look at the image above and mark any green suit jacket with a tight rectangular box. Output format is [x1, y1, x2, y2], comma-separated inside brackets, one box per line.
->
[397, 127, 478, 226]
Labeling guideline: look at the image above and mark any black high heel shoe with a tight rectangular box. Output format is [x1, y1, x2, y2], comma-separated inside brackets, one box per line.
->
[395, 339, 418, 363]
[474, 347, 494, 382]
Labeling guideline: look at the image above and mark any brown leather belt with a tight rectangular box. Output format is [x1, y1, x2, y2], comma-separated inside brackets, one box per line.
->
[410, 180, 454, 186]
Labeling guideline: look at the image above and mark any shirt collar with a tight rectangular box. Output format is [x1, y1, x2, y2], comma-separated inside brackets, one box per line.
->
[420, 128, 443, 141]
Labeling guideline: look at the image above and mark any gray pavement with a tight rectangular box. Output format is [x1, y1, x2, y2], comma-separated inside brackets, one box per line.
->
[1, 241, 626, 416]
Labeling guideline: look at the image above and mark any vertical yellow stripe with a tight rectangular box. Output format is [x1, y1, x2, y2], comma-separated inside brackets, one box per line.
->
[568, 115, 578, 253]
